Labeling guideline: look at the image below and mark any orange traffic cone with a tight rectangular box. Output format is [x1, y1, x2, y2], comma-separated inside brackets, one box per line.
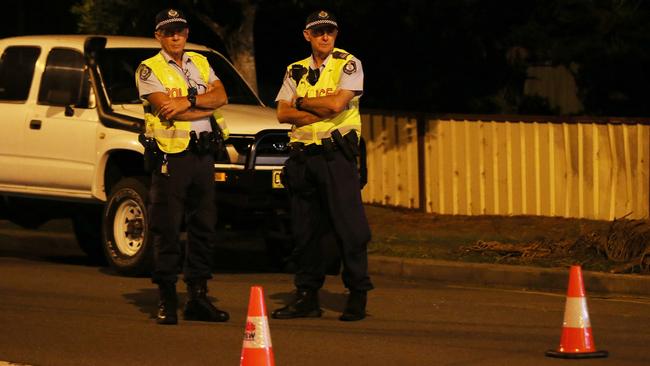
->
[240, 286, 275, 366]
[546, 265, 608, 359]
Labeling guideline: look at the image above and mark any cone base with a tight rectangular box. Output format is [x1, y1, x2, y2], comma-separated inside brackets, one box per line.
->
[545, 349, 608, 359]
[241, 348, 275, 366]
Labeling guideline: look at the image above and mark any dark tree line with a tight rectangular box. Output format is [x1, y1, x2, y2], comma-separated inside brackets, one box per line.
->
[2, 0, 649, 117]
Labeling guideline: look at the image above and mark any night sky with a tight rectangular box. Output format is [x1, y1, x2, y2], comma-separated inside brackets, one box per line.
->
[2, 0, 650, 117]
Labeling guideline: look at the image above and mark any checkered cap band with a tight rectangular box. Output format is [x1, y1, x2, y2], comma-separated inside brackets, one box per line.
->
[156, 18, 187, 31]
[305, 19, 338, 30]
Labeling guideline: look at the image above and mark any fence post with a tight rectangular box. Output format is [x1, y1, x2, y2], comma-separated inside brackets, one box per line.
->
[417, 113, 427, 212]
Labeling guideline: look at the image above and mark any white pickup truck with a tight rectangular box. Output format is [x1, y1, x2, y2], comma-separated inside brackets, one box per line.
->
[0, 35, 292, 275]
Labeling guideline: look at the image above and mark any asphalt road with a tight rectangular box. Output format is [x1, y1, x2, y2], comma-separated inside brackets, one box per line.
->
[1, 220, 650, 366]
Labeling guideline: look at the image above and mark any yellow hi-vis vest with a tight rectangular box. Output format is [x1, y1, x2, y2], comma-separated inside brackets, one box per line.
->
[137, 52, 228, 154]
[287, 48, 361, 145]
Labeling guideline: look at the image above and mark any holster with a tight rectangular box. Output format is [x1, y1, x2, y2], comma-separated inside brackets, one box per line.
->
[331, 129, 355, 162]
[330, 130, 367, 189]
[190, 130, 223, 157]
[138, 133, 160, 174]
[344, 131, 360, 156]
[209, 116, 227, 161]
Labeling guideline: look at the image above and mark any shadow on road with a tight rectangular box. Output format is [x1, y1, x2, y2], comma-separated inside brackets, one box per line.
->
[0, 222, 105, 267]
[0, 219, 285, 274]
[122, 288, 159, 318]
[268, 288, 348, 313]
[122, 287, 231, 319]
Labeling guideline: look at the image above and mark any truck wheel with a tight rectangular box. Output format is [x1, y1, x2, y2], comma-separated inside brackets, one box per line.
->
[103, 177, 152, 276]
[72, 206, 106, 264]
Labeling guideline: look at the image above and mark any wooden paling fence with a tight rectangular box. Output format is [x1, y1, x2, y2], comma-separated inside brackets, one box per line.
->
[360, 111, 650, 220]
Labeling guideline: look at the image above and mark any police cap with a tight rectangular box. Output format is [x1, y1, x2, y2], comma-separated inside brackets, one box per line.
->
[305, 10, 338, 30]
[155, 8, 188, 32]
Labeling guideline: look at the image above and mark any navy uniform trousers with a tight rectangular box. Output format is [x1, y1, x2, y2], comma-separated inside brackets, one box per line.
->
[149, 149, 216, 284]
[284, 143, 374, 292]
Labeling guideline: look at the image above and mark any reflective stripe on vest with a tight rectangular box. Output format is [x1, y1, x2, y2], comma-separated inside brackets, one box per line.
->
[287, 48, 361, 145]
[136, 52, 228, 153]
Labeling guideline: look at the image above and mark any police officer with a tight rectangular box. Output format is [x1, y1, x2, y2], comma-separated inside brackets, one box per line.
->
[136, 8, 229, 325]
[273, 10, 373, 321]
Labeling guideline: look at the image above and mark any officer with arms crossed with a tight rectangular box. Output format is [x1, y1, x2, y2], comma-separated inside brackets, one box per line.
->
[136, 8, 230, 325]
[273, 10, 373, 321]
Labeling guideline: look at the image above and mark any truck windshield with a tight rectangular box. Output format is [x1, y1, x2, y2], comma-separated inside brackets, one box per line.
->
[98, 48, 260, 106]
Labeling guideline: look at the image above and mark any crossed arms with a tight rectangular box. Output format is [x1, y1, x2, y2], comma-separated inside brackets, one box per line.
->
[146, 80, 228, 121]
[276, 89, 357, 127]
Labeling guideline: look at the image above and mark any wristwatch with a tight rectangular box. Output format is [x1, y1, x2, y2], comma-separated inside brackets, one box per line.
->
[187, 94, 197, 108]
[295, 97, 304, 111]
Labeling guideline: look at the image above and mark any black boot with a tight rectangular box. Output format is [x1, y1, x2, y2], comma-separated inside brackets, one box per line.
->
[183, 280, 229, 322]
[271, 289, 323, 319]
[156, 282, 178, 325]
[339, 290, 367, 321]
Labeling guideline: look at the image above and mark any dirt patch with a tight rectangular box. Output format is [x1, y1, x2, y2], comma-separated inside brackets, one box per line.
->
[365, 205, 650, 274]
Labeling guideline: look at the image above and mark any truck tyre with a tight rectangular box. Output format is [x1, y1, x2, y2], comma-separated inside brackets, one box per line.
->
[103, 176, 152, 276]
[72, 206, 106, 264]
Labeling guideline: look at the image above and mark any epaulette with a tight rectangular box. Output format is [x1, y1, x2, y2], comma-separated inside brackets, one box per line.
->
[332, 51, 350, 59]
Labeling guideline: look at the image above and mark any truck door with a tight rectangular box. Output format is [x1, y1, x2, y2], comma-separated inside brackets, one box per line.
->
[0, 46, 41, 187]
[23, 47, 98, 194]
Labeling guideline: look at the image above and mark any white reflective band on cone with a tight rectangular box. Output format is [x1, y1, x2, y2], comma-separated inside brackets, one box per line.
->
[243, 316, 272, 349]
[562, 297, 592, 328]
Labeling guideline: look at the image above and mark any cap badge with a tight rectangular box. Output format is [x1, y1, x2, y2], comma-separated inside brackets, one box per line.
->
[168, 9, 179, 17]
[318, 11, 328, 18]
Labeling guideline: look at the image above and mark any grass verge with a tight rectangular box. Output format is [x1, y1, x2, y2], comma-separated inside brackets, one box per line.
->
[365, 204, 630, 273]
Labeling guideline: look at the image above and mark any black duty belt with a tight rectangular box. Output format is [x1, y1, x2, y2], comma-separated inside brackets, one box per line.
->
[289, 129, 359, 163]
[290, 138, 339, 156]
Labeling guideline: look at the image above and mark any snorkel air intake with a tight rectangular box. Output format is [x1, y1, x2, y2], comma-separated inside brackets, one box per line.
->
[84, 36, 143, 133]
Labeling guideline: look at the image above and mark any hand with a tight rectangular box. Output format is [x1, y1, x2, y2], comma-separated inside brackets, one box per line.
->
[157, 97, 191, 120]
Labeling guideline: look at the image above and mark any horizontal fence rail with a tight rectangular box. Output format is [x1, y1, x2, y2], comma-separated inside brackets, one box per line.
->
[361, 111, 650, 220]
